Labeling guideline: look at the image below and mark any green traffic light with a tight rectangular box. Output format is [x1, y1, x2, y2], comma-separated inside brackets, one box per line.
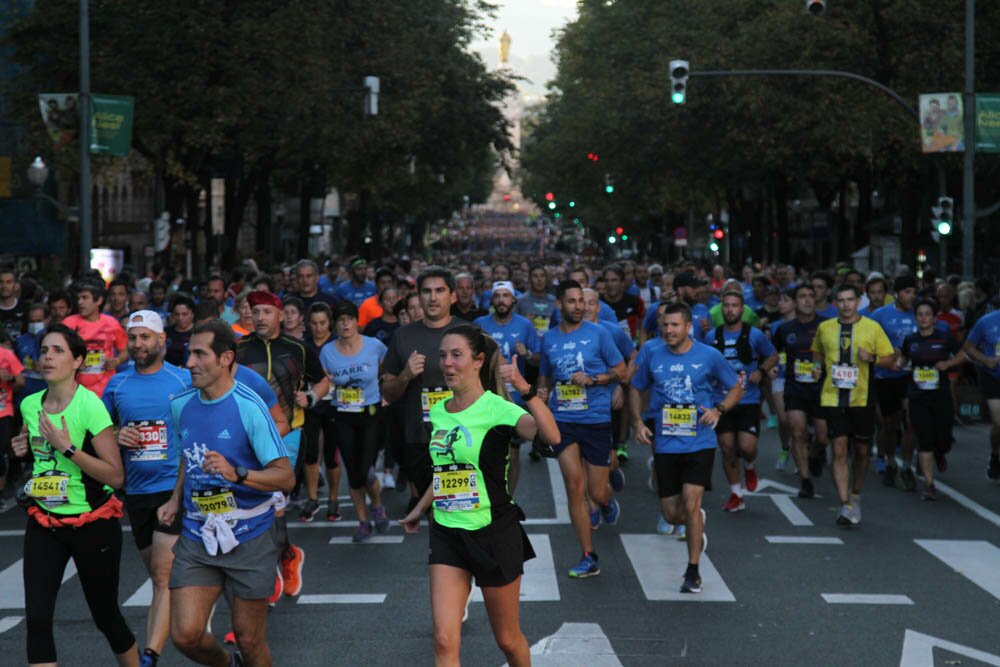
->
[621, 234, 628, 240]
[568, 201, 576, 207]
[937, 220, 952, 235]
[547, 202, 556, 210]
[554, 212, 562, 218]
[672, 92, 685, 104]
[605, 185, 614, 194]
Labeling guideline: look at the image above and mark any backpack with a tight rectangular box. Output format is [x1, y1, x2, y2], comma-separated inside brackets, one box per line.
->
[713, 322, 754, 365]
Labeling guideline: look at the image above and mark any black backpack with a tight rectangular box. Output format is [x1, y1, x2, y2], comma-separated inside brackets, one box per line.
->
[713, 322, 754, 365]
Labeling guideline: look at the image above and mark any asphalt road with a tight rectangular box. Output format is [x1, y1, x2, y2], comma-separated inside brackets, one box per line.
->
[0, 420, 998, 666]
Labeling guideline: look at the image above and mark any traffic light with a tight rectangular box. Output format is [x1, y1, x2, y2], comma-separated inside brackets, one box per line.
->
[621, 234, 628, 241]
[669, 59, 689, 105]
[615, 226, 624, 235]
[568, 200, 576, 208]
[805, 0, 826, 15]
[586, 152, 600, 162]
[713, 228, 724, 240]
[545, 192, 554, 201]
[709, 241, 720, 253]
[934, 196, 954, 235]
[607, 235, 617, 244]
[547, 201, 557, 210]
[605, 174, 615, 194]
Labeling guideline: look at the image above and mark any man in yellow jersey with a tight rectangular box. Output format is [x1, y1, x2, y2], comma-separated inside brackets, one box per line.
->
[811, 284, 894, 526]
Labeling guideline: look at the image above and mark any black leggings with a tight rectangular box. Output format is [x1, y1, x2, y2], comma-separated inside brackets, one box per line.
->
[335, 410, 380, 489]
[302, 408, 339, 469]
[24, 516, 135, 663]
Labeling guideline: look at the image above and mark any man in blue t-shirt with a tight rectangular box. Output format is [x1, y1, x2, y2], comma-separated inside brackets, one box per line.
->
[158, 319, 293, 667]
[102, 311, 191, 666]
[707, 290, 777, 513]
[631, 301, 743, 594]
[334, 256, 378, 306]
[475, 281, 540, 493]
[963, 309, 1000, 479]
[538, 280, 626, 579]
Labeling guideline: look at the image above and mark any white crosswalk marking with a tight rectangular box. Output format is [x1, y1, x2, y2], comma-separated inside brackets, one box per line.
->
[0, 559, 77, 609]
[472, 533, 559, 603]
[124, 578, 152, 607]
[915, 539, 1000, 600]
[620, 534, 735, 602]
[0, 615, 24, 634]
[766, 536, 843, 545]
[822, 594, 913, 605]
[328, 535, 404, 545]
[900, 629, 1000, 666]
[503, 622, 623, 667]
[297, 594, 386, 604]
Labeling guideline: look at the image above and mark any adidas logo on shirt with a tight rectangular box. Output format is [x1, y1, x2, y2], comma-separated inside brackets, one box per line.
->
[217, 429, 232, 439]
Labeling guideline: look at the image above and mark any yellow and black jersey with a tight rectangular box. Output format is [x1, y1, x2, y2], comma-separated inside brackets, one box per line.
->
[811, 317, 893, 408]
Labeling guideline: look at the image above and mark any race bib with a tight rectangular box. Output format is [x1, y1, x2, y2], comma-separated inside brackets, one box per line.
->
[128, 420, 169, 462]
[531, 315, 550, 335]
[555, 382, 588, 412]
[192, 487, 238, 515]
[778, 352, 787, 368]
[336, 387, 365, 413]
[82, 347, 105, 374]
[661, 403, 697, 437]
[25, 471, 71, 506]
[793, 359, 817, 383]
[913, 367, 940, 391]
[432, 464, 480, 512]
[421, 387, 453, 422]
[831, 364, 859, 389]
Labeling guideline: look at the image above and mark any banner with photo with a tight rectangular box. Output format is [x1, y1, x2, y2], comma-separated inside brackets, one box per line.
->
[38, 93, 80, 148]
[976, 94, 1000, 154]
[920, 93, 964, 153]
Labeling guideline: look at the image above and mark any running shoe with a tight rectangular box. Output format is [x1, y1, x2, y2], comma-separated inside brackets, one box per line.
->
[656, 516, 675, 535]
[140, 652, 156, 667]
[281, 545, 305, 597]
[836, 503, 860, 526]
[352, 520, 373, 543]
[988, 457, 1000, 482]
[798, 478, 815, 499]
[229, 651, 245, 667]
[875, 454, 887, 474]
[767, 413, 778, 429]
[616, 443, 629, 466]
[327, 503, 342, 522]
[528, 442, 542, 461]
[568, 552, 600, 578]
[676, 524, 687, 540]
[722, 492, 745, 513]
[921, 484, 937, 501]
[382, 471, 396, 489]
[775, 449, 790, 472]
[900, 467, 916, 492]
[808, 455, 825, 478]
[223, 630, 236, 645]
[601, 497, 621, 525]
[744, 465, 759, 492]
[299, 499, 320, 523]
[610, 467, 625, 493]
[934, 453, 948, 473]
[268, 566, 283, 607]
[883, 465, 897, 488]
[589, 507, 601, 531]
[371, 505, 389, 534]
[680, 572, 702, 594]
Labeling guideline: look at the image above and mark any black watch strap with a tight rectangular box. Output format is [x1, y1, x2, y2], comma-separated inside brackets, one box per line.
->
[235, 466, 249, 484]
[715, 402, 727, 415]
[521, 386, 537, 402]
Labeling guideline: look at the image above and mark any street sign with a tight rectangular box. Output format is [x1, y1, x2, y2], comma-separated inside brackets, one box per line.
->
[673, 227, 687, 239]
[976, 94, 1000, 153]
[674, 238, 688, 247]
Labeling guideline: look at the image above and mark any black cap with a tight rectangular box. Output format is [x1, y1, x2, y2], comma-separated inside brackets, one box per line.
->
[332, 301, 359, 321]
[893, 275, 918, 292]
[673, 272, 705, 288]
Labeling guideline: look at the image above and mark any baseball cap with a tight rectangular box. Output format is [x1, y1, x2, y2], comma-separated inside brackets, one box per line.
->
[492, 281, 516, 296]
[126, 310, 164, 334]
[247, 291, 284, 309]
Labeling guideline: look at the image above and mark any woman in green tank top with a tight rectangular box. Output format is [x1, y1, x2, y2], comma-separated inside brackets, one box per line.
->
[400, 324, 559, 667]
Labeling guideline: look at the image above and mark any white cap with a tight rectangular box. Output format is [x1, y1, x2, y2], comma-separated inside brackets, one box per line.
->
[492, 281, 516, 296]
[126, 310, 164, 334]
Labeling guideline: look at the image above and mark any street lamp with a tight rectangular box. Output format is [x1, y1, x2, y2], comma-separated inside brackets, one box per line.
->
[27, 156, 49, 187]
[26, 156, 79, 220]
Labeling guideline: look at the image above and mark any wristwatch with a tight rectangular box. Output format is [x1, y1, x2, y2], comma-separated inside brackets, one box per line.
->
[63, 444, 78, 459]
[521, 385, 538, 402]
[234, 466, 249, 484]
[589, 374, 600, 386]
[714, 402, 728, 415]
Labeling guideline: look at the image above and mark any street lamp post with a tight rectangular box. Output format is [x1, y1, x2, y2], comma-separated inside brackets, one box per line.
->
[962, 0, 975, 278]
[79, 0, 92, 274]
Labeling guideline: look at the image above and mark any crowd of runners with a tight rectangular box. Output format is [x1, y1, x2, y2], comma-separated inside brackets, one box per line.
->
[0, 253, 998, 666]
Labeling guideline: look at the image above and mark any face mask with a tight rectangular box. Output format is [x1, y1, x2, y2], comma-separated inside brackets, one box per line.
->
[27, 322, 45, 335]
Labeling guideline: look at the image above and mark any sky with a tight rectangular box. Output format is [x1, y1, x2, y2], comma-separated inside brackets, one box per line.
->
[470, 0, 579, 102]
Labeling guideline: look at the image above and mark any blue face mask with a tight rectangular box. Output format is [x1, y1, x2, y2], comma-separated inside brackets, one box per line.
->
[27, 322, 45, 335]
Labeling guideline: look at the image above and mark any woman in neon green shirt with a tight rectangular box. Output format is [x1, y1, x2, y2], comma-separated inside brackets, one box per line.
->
[400, 324, 559, 667]
[12, 323, 137, 666]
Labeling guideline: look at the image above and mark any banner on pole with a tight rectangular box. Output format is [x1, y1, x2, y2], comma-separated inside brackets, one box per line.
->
[975, 94, 1000, 153]
[89, 94, 134, 156]
[919, 93, 964, 153]
[38, 93, 80, 148]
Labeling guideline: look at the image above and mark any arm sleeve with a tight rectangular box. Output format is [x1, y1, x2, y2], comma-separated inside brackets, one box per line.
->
[304, 345, 326, 383]
[495, 395, 528, 427]
[374, 338, 388, 363]
[239, 392, 288, 465]
[113, 321, 128, 354]
[967, 319, 984, 346]
[630, 346, 651, 392]
[753, 329, 776, 358]
[539, 337, 551, 376]
[5, 350, 24, 377]
[873, 326, 895, 358]
[600, 327, 625, 367]
[526, 323, 541, 355]
[101, 377, 118, 421]
[84, 388, 114, 436]
[382, 334, 403, 375]
[713, 348, 740, 388]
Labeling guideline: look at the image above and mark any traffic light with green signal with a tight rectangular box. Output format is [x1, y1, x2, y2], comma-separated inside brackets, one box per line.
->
[669, 59, 689, 105]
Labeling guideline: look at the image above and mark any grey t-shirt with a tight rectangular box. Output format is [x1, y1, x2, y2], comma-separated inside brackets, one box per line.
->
[382, 317, 464, 443]
[516, 293, 557, 335]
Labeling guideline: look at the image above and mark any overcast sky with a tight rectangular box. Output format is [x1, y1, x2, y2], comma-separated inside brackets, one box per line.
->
[470, 0, 578, 102]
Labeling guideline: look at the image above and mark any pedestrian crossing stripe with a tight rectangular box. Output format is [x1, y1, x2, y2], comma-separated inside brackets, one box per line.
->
[620, 534, 735, 602]
[0, 559, 77, 610]
[471, 533, 559, 604]
[915, 539, 1000, 600]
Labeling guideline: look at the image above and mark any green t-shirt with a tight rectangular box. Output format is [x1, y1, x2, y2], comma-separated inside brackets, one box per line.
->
[709, 303, 762, 328]
[429, 390, 526, 531]
[20, 385, 115, 515]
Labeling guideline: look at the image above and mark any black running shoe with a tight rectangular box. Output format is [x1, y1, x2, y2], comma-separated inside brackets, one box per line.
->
[299, 499, 320, 523]
[680, 573, 702, 594]
[900, 467, 916, 492]
[883, 465, 897, 488]
[808, 456, 824, 478]
[798, 478, 815, 499]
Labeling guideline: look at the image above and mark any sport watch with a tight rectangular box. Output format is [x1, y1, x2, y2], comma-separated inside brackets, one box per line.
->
[714, 402, 728, 415]
[234, 466, 249, 485]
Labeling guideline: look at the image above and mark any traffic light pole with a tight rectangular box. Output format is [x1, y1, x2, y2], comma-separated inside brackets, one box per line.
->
[962, 0, 975, 278]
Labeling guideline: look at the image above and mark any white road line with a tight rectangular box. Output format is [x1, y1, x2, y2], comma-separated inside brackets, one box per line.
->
[821, 594, 913, 605]
[620, 534, 735, 602]
[765, 536, 843, 545]
[0, 559, 77, 609]
[750, 477, 801, 495]
[767, 494, 814, 527]
[933, 480, 1000, 529]
[0, 615, 24, 634]
[503, 622, 623, 667]
[915, 539, 1000, 600]
[328, 535, 404, 545]
[900, 629, 1000, 667]
[472, 534, 559, 603]
[523, 458, 570, 525]
[124, 578, 153, 607]
[297, 594, 386, 604]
